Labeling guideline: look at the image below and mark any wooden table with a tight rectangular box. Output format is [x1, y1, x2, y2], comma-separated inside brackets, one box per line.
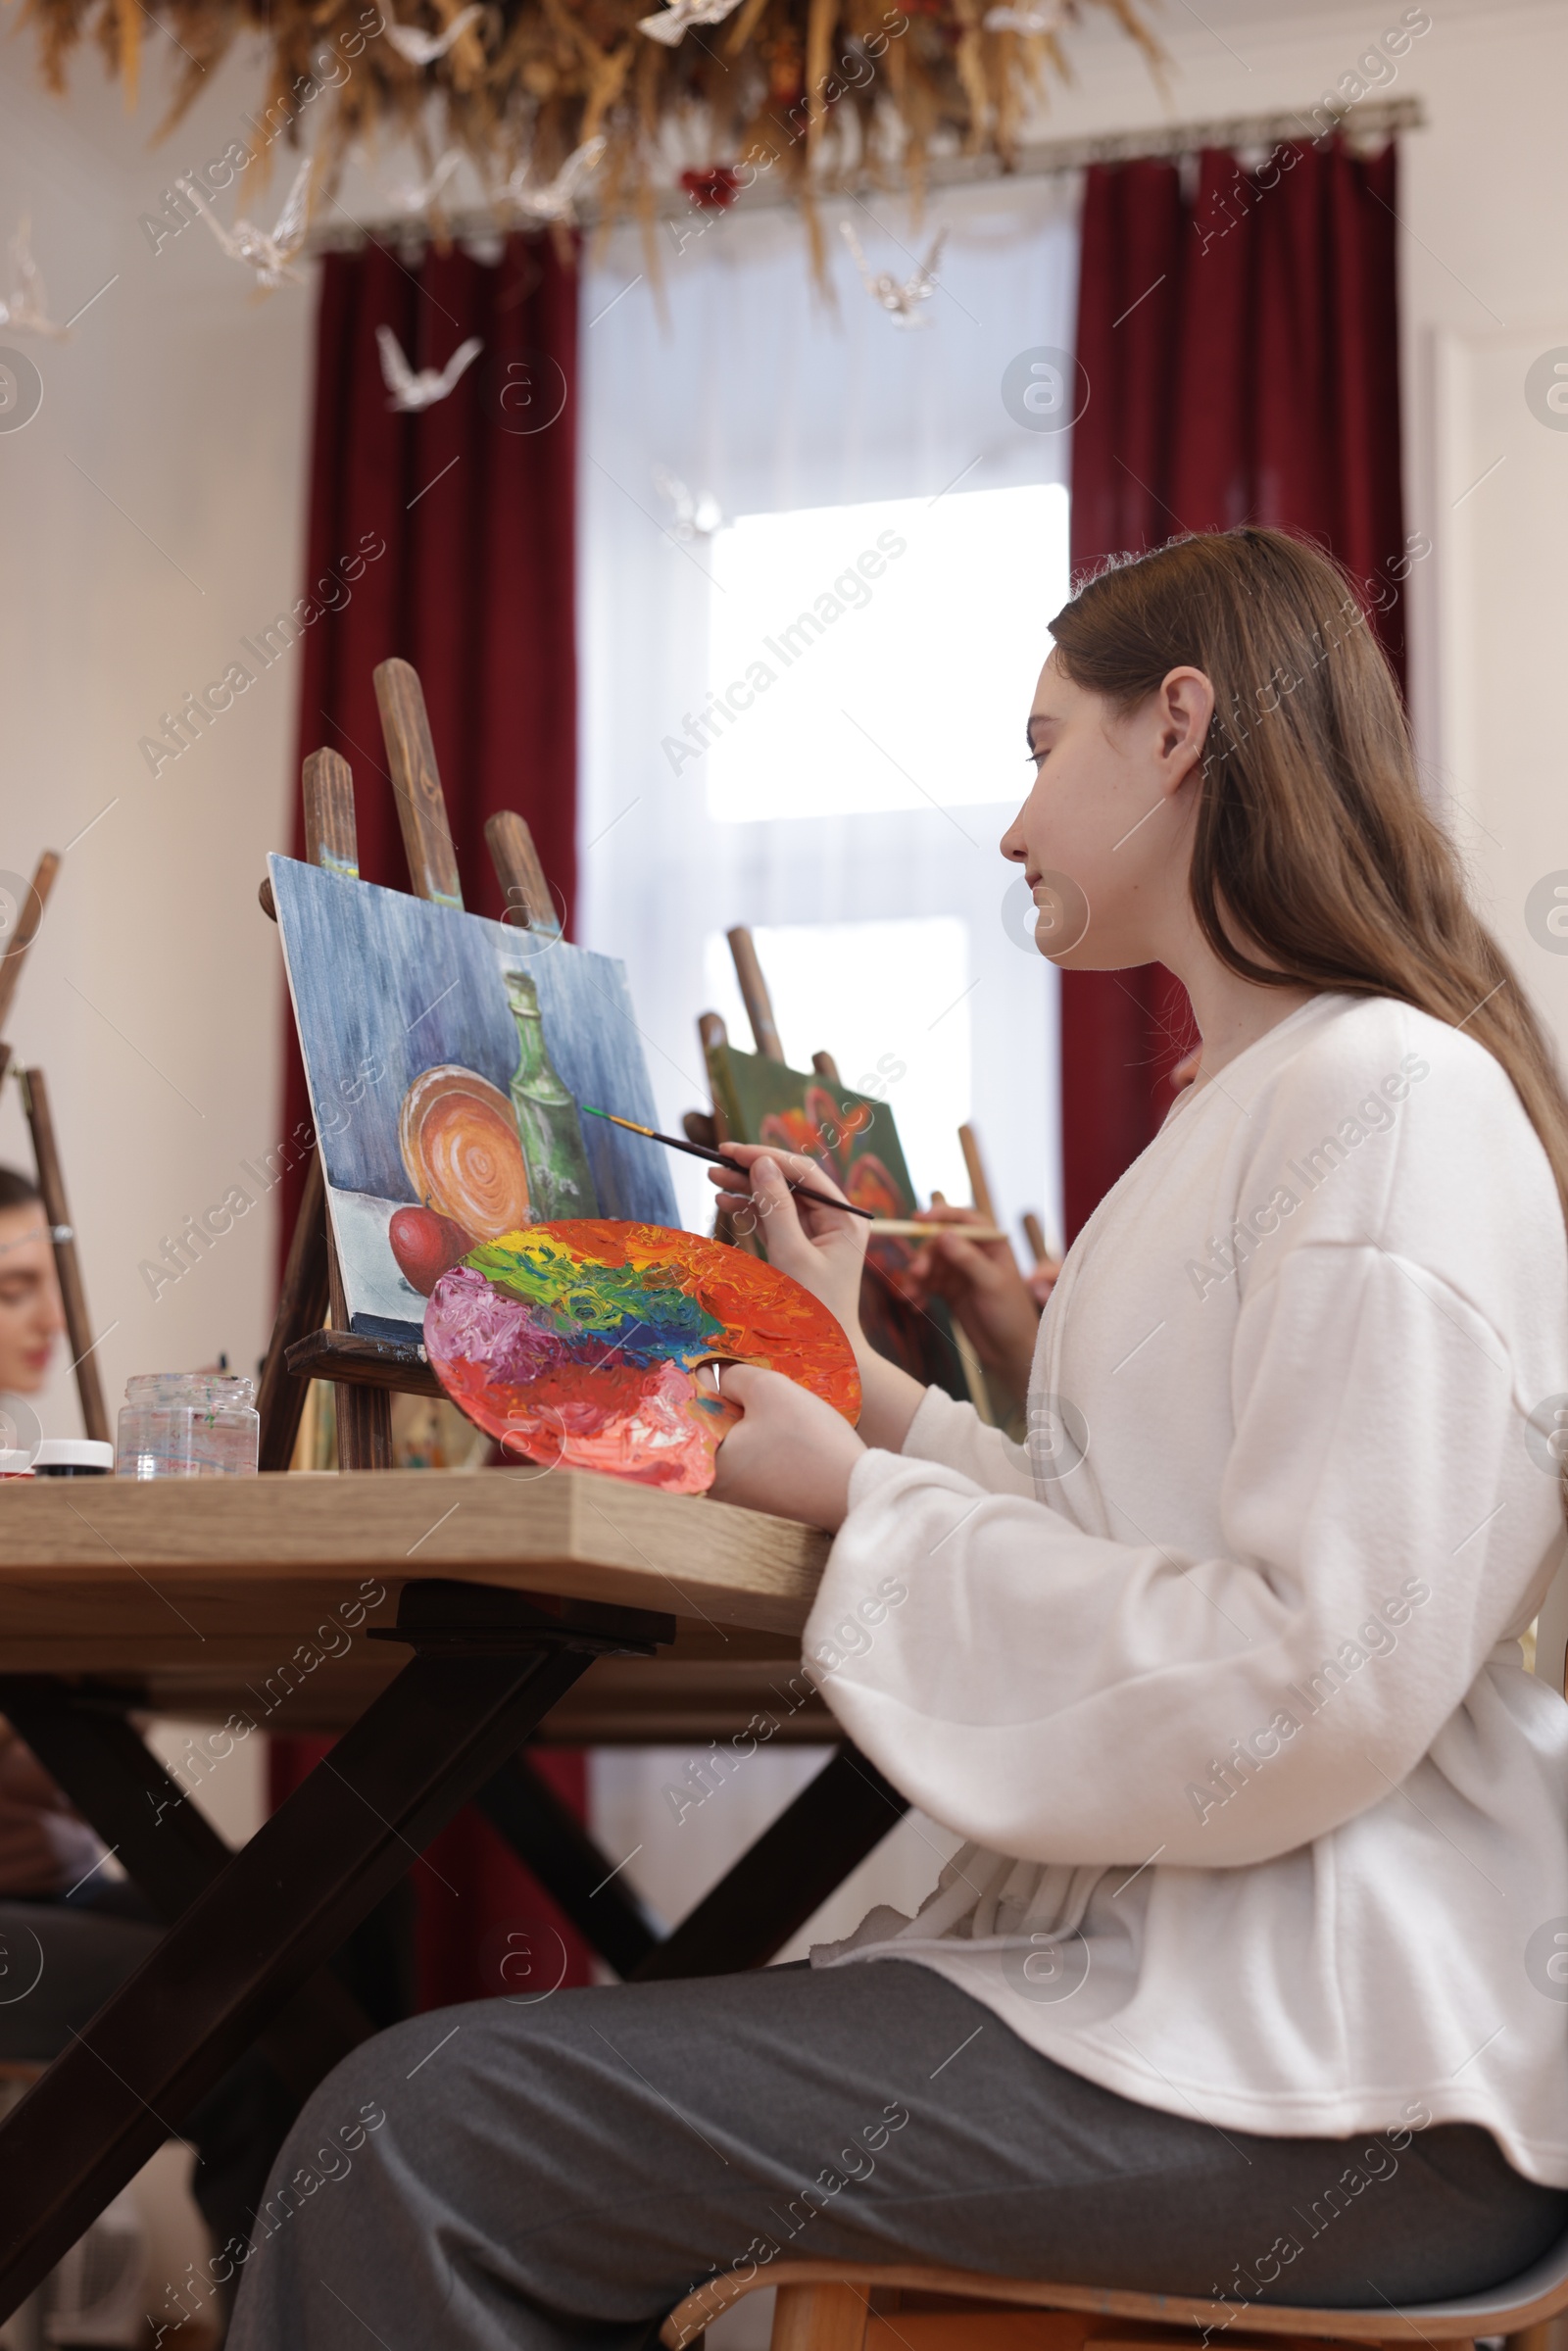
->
[0, 1466, 842, 1737]
[0, 1472, 909, 2320]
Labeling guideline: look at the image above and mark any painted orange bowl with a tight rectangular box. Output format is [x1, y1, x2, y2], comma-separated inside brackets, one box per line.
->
[399, 1064, 530, 1241]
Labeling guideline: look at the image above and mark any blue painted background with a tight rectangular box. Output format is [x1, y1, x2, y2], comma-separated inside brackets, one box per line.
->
[271, 855, 680, 1224]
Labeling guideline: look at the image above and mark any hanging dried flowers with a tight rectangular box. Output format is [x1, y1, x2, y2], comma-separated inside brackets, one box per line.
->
[17, 0, 1161, 235]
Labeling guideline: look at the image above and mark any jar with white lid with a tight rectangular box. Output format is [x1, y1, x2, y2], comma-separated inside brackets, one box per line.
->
[116, 1374, 260, 1480]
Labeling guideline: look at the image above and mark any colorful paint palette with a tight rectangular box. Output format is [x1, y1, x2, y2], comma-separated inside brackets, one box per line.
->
[423, 1220, 861, 1494]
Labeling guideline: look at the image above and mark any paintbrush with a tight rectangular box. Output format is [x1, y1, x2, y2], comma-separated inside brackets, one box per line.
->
[583, 1105, 876, 1220]
[860, 1219, 1008, 1243]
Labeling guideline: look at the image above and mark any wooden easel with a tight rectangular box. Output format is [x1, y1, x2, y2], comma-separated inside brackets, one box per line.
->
[0, 854, 110, 1445]
[255, 660, 559, 1474]
[696, 926, 1003, 1418]
[705, 927, 1061, 1431]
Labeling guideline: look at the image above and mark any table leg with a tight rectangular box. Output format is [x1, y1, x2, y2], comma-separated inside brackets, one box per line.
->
[631, 1744, 908, 1981]
[0, 1680, 374, 2098]
[0, 1681, 236, 1916]
[474, 1755, 661, 1980]
[0, 1638, 608, 2322]
[469, 1741, 907, 1984]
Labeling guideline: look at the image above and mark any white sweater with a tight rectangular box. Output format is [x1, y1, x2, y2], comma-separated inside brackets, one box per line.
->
[807, 991, 1568, 2184]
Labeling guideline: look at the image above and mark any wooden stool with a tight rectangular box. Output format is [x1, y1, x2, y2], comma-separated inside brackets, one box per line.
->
[659, 2248, 1568, 2351]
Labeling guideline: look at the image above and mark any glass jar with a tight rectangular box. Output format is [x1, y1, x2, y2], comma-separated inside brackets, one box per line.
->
[116, 1374, 260, 1480]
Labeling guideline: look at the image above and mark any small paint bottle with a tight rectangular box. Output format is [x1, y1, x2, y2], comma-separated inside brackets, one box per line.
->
[33, 1440, 114, 1477]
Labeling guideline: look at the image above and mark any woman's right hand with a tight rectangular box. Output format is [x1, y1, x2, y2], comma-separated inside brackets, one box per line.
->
[708, 1145, 869, 1341]
[709, 1145, 928, 1455]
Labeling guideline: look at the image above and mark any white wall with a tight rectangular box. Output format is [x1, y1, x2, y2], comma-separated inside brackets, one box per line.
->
[0, 41, 315, 1442]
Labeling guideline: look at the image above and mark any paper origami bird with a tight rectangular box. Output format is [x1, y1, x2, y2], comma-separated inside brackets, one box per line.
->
[500, 137, 607, 225]
[653, 466, 723, 540]
[0, 218, 70, 339]
[376, 325, 484, 412]
[840, 221, 948, 328]
[381, 151, 464, 216]
[981, 3, 1063, 28]
[384, 4, 483, 64]
[182, 156, 313, 291]
[637, 0, 744, 40]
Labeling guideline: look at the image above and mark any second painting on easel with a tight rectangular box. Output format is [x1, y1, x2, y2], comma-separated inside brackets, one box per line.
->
[704, 1033, 971, 1400]
[270, 856, 677, 1340]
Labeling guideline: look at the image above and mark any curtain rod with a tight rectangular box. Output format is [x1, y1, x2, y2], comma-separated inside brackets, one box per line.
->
[307, 93, 1424, 254]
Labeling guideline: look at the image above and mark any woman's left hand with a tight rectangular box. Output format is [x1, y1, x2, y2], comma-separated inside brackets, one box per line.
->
[902, 1205, 1045, 1396]
[706, 1363, 866, 1531]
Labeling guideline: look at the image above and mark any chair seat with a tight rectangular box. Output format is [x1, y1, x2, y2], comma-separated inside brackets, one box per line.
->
[659, 2227, 1568, 2350]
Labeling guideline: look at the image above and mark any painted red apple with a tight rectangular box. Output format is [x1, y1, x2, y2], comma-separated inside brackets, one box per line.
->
[389, 1205, 474, 1297]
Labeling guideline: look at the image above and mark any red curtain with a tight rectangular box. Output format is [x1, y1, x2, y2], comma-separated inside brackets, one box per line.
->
[1061, 138, 1406, 1241]
[278, 226, 580, 1255]
[270, 227, 590, 2013]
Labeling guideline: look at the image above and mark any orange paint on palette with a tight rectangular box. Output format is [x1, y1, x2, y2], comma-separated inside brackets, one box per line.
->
[424, 1219, 859, 1494]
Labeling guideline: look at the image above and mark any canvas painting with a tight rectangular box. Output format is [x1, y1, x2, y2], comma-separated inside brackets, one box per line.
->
[703, 1038, 970, 1401]
[270, 856, 679, 1339]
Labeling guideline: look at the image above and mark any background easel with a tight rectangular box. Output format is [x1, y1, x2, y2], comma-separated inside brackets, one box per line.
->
[696, 926, 1004, 1421]
[701, 926, 1049, 1433]
[255, 660, 559, 1474]
[0, 852, 110, 1445]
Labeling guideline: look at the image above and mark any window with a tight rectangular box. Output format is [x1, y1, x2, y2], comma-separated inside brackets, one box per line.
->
[703, 916, 972, 1203]
[705, 485, 1070, 823]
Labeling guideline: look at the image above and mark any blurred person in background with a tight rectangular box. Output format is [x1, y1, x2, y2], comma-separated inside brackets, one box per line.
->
[0, 1164, 65, 1428]
[0, 1161, 133, 1912]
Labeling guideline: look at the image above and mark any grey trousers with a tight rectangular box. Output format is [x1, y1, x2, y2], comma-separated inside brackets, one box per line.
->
[225, 1960, 1566, 2351]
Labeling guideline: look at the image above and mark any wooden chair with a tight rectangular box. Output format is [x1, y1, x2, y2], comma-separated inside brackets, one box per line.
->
[659, 2236, 1568, 2351]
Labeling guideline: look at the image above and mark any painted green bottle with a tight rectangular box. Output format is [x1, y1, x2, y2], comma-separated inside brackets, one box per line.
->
[504, 969, 599, 1221]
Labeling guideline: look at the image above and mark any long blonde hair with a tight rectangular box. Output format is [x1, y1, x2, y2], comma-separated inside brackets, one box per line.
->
[1049, 526, 1568, 1232]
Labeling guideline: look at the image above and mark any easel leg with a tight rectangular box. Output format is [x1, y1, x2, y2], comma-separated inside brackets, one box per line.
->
[18, 1067, 109, 1444]
[632, 1744, 907, 1981]
[326, 1224, 393, 1468]
[257, 1150, 331, 1472]
[335, 1382, 394, 1468]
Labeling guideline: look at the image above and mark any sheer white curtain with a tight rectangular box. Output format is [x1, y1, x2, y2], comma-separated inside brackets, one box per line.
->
[576, 178, 1081, 1999]
[576, 173, 1079, 1239]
